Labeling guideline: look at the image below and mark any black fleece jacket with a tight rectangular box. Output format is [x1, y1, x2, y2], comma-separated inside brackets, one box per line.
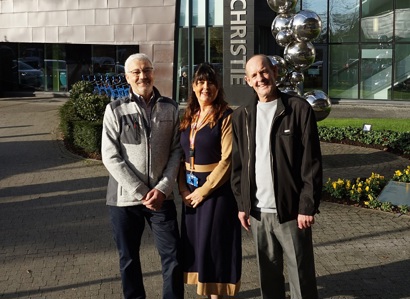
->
[231, 91, 323, 224]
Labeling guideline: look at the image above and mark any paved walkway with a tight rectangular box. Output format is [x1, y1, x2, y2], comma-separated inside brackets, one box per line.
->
[0, 98, 409, 299]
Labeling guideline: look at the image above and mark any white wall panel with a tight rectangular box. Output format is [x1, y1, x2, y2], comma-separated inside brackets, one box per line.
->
[13, 0, 37, 13]
[38, 0, 78, 11]
[120, 0, 164, 8]
[85, 25, 114, 42]
[108, 0, 119, 8]
[132, 24, 148, 42]
[147, 24, 174, 42]
[32, 11, 68, 27]
[0, 0, 13, 13]
[114, 25, 134, 42]
[95, 9, 110, 25]
[79, 0, 108, 10]
[0, 0, 176, 44]
[59, 26, 85, 43]
[11, 13, 29, 27]
[131, 6, 175, 24]
[109, 8, 133, 25]
[68, 10, 95, 26]
[4, 27, 32, 42]
[45, 26, 58, 42]
[0, 14, 12, 28]
[164, 0, 176, 6]
[32, 27, 46, 42]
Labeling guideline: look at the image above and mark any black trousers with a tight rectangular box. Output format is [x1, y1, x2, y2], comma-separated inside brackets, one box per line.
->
[109, 201, 183, 299]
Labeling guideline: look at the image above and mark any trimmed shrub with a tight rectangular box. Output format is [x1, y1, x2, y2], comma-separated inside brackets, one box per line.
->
[69, 81, 95, 101]
[318, 126, 410, 155]
[73, 93, 109, 122]
[73, 121, 103, 154]
[59, 80, 109, 157]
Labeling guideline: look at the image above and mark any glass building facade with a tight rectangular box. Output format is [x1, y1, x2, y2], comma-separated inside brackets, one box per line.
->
[0, 43, 137, 93]
[175, 0, 410, 103]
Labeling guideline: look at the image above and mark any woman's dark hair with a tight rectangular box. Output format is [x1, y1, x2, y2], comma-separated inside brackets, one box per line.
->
[180, 62, 229, 130]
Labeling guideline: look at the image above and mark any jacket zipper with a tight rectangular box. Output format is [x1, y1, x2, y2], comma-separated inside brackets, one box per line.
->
[134, 100, 152, 187]
[146, 102, 158, 188]
[245, 107, 251, 215]
[270, 108, 285, 219]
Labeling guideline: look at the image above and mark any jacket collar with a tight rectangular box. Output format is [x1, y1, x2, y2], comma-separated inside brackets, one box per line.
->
[127, 86, 162, 103]
[245, 89, 288, 116]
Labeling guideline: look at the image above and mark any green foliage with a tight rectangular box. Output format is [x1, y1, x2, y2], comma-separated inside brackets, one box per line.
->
[73, 93, 109, 122]
[380, 201, 393, 212]
[59, 100, 79, 142]
[324, 173, 389, 211]
[317, 118, 410, 214]
[349, 173, 387, 203]
[318, 126, 410, 154]
[323, 171, 410, 214]
[69, 81, 95, 101]
[318, 118, 410, 132]
[398, 205, 409, 214]
[73, 121, 103, 153]
[392, 165, 410, 183]
[59, 80, 110, 156]
[323, 178, 351, 199]
[365, 198, 382, 209]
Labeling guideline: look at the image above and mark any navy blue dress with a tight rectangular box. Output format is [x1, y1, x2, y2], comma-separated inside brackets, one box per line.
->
[180, 109, 242, 296]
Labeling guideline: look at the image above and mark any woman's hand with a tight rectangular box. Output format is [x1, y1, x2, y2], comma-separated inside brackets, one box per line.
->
[185, 189, 204, 208]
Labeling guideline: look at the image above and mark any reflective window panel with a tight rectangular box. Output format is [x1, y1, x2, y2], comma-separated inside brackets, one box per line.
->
[395, 0, 410, 42]
[329, 44, 359, 99]
[17, 43, 44, 91]
[329, 0, 360, 43]
[360, 44, 392, 100]
[361, 0, 393, 43]
[392, 44, 410, 101]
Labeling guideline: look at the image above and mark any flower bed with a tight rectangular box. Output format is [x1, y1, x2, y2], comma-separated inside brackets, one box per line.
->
[323, 166, 410, 215]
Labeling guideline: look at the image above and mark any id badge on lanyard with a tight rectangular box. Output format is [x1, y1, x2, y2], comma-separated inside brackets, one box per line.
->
[186, 172, 199, 187]
[186, 109, 211, 188]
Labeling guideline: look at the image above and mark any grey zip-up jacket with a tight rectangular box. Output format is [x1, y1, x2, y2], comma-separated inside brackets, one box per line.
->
[102, 87, 182, 207]
[231, 91, 322, 223]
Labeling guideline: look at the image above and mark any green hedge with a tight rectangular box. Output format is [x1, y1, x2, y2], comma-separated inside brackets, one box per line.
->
[73, 121, 103, 153]
[318, 126, 410, 155]
[59, 81, 110, 155]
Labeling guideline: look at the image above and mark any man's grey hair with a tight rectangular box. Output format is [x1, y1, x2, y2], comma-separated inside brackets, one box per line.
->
[124, 53, 153, 72]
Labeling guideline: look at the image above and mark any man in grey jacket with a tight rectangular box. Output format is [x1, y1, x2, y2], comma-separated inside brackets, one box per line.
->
[102, 53, 183, 299]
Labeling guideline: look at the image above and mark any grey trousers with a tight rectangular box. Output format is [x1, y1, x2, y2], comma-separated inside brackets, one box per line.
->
[250, 213, 318, 299]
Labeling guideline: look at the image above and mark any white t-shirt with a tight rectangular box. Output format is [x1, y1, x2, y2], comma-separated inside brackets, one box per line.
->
[255, 100, 277, 213]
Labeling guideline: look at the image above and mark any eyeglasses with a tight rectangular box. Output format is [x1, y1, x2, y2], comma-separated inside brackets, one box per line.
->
[128, 67, 154, 76]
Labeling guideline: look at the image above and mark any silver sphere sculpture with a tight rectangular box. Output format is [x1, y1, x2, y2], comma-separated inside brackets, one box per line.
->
[268, 55, 288, 85]
[271, 13, 293, 36]
[290, 10, 322, 42]
[276, 29, 294, 47]
[284, 41, 316, 70]
[289, 71, 304, 86]
[279, 85, 302, 96]
[267, 0, 297, 14]
[304, 90, 332, 121]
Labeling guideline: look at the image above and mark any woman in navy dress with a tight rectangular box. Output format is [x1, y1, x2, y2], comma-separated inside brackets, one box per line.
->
[178, 63, 241, 298]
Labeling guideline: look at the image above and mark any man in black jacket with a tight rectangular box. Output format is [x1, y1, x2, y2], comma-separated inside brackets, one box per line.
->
[231, 54, 322, 299]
